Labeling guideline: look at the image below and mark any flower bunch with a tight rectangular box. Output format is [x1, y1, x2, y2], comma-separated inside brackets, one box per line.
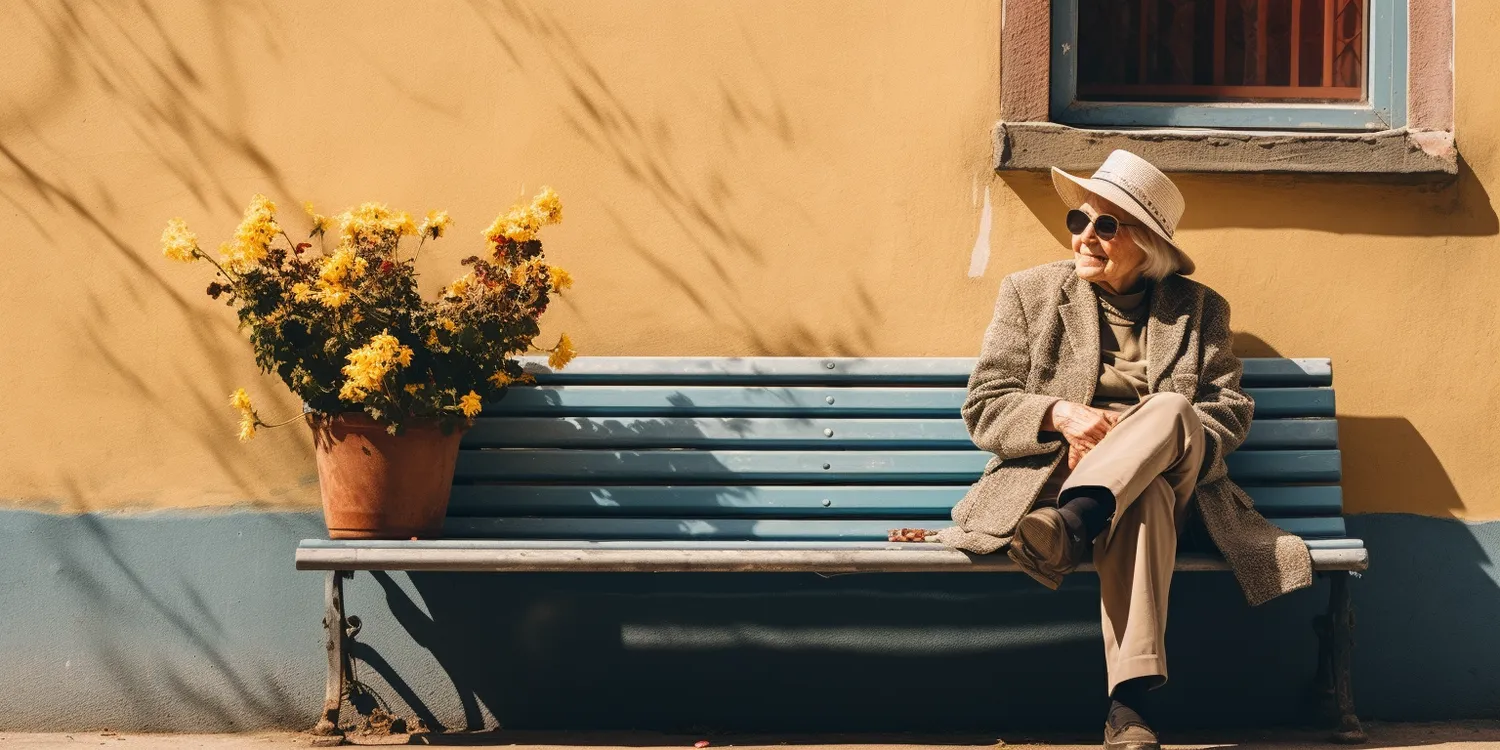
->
[162, 190, 576, 438]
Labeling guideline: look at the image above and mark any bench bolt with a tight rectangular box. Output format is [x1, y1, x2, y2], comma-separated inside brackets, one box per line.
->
[824, 428, 834, 437]
[825, 396, 835, 404]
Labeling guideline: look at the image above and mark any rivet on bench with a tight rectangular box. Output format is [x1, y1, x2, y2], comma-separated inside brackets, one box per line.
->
[824, 361, 835, 369]
[822, 463, 831, 470]
[822, 499, 831, 507]
[825, 396, 835, 404]
[824, 428, 834, 437]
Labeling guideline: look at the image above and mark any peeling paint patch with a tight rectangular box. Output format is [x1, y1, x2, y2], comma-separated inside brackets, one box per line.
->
[967, 186, 993, 278]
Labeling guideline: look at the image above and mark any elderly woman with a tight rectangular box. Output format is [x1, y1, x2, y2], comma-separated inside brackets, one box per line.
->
[936, 150, 1314, 750]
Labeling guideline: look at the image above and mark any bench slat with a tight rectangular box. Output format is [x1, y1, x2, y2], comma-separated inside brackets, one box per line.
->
[486, 386, 1331, 418]
[448, 484, 1342, 517]
[294, 543, 1367, 573]
[441, 516, 1346, 541]
[517, 356, 1332, 388]
[455, 449, 1340, 484]
[300, 537, 1364, 552]
[463, 416, 1335, 450]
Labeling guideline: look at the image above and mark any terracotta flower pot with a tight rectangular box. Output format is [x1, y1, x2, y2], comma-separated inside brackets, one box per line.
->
[310, 413, 466, 539]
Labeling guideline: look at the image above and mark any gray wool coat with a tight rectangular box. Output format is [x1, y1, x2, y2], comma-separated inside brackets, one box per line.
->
[936, 260, 1314, 606]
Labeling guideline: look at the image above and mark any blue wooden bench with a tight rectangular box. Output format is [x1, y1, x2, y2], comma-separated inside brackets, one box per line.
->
[296, 356, 1368, 742]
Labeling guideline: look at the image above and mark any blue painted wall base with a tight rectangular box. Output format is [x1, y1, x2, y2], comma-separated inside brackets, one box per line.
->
[0, 509, 1493, 732]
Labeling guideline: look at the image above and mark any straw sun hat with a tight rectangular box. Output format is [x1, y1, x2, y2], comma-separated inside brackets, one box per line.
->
[1051, 149, 1195, 275]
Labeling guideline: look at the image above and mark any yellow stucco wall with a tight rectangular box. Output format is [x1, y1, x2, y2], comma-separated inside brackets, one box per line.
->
[0, 1, 1494, 518]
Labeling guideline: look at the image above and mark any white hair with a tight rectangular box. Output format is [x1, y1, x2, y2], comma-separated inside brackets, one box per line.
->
[1120, 225, 1184, 280]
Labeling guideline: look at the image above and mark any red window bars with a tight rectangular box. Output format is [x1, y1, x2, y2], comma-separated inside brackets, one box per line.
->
[1077, 0, 1365, 102]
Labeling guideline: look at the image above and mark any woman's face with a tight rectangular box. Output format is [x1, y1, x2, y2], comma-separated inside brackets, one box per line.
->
[1071, 194, 1147, 294]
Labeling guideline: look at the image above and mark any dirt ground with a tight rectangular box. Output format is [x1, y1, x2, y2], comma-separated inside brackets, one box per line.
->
[2, 722, 1500, 749]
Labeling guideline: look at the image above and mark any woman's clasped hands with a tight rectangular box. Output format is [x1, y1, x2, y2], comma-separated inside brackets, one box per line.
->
[1045, 400, 1120, 469]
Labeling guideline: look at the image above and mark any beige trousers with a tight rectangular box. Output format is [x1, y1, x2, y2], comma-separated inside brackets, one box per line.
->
[1038, 392, 1206, 694]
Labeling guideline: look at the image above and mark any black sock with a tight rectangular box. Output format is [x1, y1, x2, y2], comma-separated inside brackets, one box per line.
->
[1109, 677, 1154, 727]
[1057, 486, 1117, 542]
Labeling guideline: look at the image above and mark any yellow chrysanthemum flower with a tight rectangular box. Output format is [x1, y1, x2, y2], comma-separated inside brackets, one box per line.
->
[531, 186, 563, 225]
[338, 331, 415, 403]
[230, 388, 253, 411]
[303, 201, 330, 236]
[445, 274, 472, 298]
[404, 383, 423, 396]
[459, 390, 483, 418]
[437, 316, 459, 333]
[548, 333, 576, 370]
[229, 388, 258, 441]
[488, 370, 513, 388]
[338, 202, 416, 246]
[321, 287, 351, 309]
[420, 210, 452, 239]
[290, 282, 314, 302]
[315, 247, 367, 309]
[485, 204, 540, 249]
[160, 218, 199, 263]
[547, 266, 573, 292]
[224, 195, 279, 273]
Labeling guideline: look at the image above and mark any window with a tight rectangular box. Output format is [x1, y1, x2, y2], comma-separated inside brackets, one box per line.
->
[1050, 0, 1407, 130]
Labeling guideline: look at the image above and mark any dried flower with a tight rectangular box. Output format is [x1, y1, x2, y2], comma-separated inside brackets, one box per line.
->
[547, 266, 573, 292]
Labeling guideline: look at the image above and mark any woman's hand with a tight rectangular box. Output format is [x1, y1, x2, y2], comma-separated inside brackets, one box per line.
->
[1043, 401, 1120, 469]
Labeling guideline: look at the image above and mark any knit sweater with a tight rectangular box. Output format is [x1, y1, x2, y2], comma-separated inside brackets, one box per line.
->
[1092, 283, 1151, 409]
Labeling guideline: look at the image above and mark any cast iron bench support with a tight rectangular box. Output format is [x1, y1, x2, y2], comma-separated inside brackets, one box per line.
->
[294, 355, 1369, 741]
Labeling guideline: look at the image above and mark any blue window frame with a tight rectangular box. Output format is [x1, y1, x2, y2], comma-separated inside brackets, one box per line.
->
[1050, 0, 1407, 130]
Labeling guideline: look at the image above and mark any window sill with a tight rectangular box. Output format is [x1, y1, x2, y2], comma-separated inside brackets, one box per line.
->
[994, 121, 1457, 176]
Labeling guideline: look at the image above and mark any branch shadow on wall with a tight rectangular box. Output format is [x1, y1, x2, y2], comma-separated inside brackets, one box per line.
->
[1001, 154, 1497, 238]
[461, 0, 878, 356]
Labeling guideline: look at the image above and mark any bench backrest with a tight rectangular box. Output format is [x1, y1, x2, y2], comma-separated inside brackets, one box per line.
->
[450, 357, 1342, 542]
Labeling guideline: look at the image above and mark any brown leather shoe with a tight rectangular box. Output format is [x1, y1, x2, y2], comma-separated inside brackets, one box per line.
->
[1104, 702, 1160, 750]
[1006, 507, 1085, 590]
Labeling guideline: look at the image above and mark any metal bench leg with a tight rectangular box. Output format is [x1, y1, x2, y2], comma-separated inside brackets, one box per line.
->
[312, 570, 351, 741]
[1325, 572, 1366, 744]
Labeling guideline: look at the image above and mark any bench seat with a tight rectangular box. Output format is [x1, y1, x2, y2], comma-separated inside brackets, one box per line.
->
[296, 538, 1368, 573]
[295, 356, 1364, 573]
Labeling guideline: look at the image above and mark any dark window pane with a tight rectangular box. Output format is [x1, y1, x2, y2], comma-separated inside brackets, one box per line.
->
[1074, 0, 1364, 103]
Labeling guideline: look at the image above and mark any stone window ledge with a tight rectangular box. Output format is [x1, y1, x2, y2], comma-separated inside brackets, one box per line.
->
[994, 121, 1458, 176]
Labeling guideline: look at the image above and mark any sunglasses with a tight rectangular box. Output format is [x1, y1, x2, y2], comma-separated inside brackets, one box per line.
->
[1066, 209, 1142, 240]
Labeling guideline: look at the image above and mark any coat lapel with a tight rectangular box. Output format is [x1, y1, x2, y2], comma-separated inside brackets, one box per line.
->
[1146, 275, 1189, 392]
[1057, 272, 1100, 404]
